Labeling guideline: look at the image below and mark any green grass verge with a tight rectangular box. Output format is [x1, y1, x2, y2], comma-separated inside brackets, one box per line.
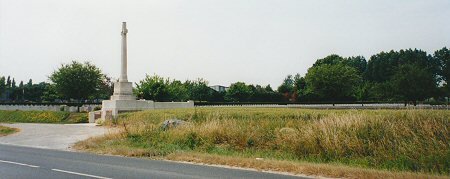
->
[76, 108, 450, 176]
[0, 110, 88, 123]
[0, 125, 19, 137]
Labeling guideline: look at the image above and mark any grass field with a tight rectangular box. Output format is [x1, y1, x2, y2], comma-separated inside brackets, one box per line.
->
[0, 125, 19, 137]
[0, 110, 88, 123]
[75, 108, 450, 179]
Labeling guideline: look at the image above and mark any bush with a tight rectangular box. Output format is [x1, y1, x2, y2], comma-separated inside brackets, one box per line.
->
[66, 113, 89, 123]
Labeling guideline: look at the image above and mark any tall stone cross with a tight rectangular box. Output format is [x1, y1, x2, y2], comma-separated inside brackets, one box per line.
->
[120, 22, 128, 82]
[110, 22, 135, 101]
[98, 22, 194, 121]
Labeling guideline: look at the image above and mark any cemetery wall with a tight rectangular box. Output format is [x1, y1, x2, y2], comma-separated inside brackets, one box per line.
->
[0, 104, 100, 112]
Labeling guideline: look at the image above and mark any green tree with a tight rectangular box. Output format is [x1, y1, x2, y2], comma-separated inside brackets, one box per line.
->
[391, 64, 437, 106]
[293, 74, 307, 101]
[27, 79, 32, 87]
[9, 78, 17, 100]
[313, 54, 344, 67]
[249, 84, 283, 102]
[0, 76, 5, 97]
[6, 76, 11, 88]
[305, 64, 362, 102]
[365, 50, 399, 82]
[439, 85, 450, 104]
[314, 54, 367, 75]
[49, 61, 104, 101]
[135, 75, 170, 101]
[93, 75, 114, 100]
[22, 82, 47, 102]
[366, 49, 437, 82]
[344, 56, 367, 74]
[137, 75, 215, 102]
[184, 79, 211, 102]
[41, 83, 60, 102]
[11, 79, 16, 88]
[277, 75, 295, 101]
[264, 85, 273, 92]
[225, 82, 252, 102]
[365, 49, 438, 101]
[17, 81, 24, 101]
[355, 82, 372, 101]
[277, 75, 294, 93]
[435, 47, 450, 99]
[1, 76, 13, 100]
[208, 90, 225, 102]
[167, 80, 189, 101]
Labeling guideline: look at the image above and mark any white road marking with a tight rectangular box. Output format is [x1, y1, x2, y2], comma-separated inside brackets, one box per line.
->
[51, 169, 112, 179]
[0, 159, 40, 168]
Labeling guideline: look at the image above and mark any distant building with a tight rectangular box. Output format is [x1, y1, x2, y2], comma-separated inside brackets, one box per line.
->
[209, 85, 229, 92]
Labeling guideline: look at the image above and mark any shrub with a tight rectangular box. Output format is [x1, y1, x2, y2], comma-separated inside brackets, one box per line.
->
[94, 106, 102, 111]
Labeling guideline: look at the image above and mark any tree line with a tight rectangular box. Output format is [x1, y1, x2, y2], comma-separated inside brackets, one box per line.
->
[0, 77, 50, 102]
[0, 61, 113, 103]
[0, 47, 449, 105]
[284, 48, 449, 105]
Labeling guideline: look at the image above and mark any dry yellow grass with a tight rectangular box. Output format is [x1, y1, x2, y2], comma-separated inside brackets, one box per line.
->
[0, 125, 19, 137]
[74, 108, 450, 178]
[166, 152, 449, 179]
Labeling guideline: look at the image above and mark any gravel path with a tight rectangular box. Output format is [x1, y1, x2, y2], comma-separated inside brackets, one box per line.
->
[0, 123, 109, 150]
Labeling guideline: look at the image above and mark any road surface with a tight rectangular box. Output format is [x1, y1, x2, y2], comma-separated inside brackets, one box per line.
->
[0, 144, 307, 179]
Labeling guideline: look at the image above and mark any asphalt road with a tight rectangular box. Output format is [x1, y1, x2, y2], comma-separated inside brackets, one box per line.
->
[0, 144, 307, 179]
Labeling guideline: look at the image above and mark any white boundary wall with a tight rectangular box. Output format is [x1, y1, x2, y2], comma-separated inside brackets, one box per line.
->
[196, 103, 449, 109]
[99, 100, 195, 121]
[0, 104, 101, 112]
[154, 101, 195, 109]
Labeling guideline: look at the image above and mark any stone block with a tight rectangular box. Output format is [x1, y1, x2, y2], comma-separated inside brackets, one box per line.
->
[110, 81, 135, 100]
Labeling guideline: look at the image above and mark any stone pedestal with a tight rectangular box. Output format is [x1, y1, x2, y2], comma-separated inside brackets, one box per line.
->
[100, 100, 195, 120]
[101, 99, 155, 120]
[110, 81, 135, 100]
[96, 22, 194, 122]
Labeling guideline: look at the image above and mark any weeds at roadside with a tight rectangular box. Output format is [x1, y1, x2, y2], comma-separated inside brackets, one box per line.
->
[74, 108, 450, 178]
[0, 125, 19, 137]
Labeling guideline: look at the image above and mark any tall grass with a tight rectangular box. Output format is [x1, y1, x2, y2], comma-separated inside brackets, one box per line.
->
[78, 108, 450, 175]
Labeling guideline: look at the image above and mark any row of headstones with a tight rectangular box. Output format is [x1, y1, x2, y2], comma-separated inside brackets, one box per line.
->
[197, 103, 435, 108]
[0, 104, 101, 112]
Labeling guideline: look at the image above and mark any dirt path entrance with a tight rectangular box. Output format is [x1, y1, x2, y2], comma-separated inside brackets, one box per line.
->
[0, 123, 109, 150]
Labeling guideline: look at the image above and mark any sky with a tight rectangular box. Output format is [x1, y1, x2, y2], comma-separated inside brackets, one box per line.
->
[1, 0, 449, 87]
